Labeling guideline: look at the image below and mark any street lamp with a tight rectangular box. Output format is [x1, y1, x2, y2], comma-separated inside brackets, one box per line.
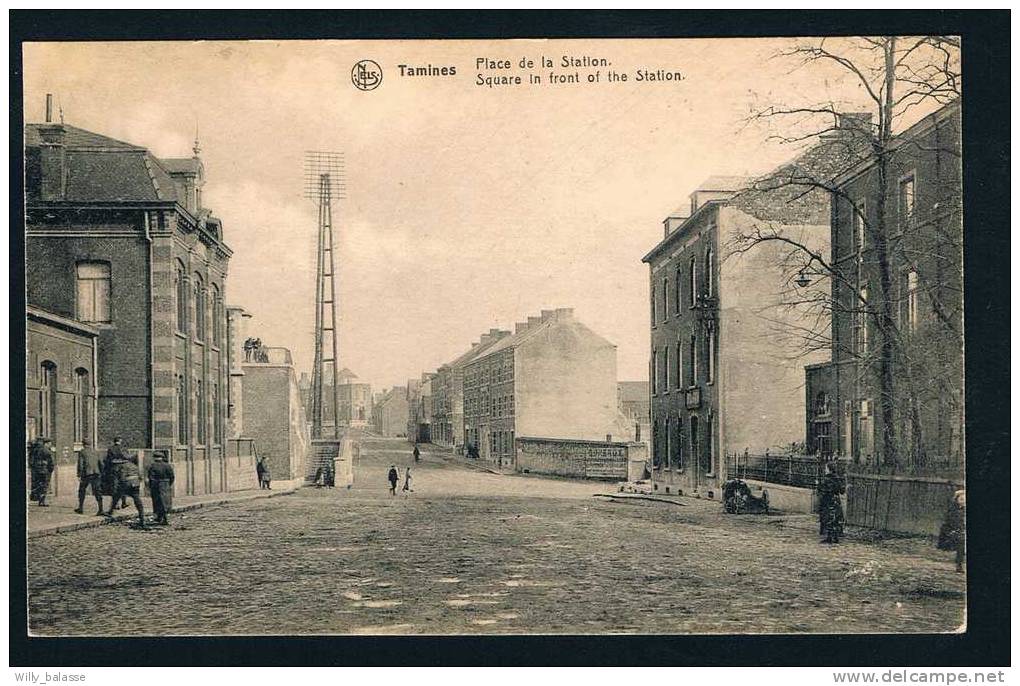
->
[794, 270, 812, 288]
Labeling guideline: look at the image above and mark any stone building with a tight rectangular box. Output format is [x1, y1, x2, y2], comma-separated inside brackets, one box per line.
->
[431, 329, 511, 450]
[241, 346, 309, 486]
[642, 169, 833, 497]
[300, 368, 373, 429]
[25, 115, 247, 495]
[462, 308, 622, 468]
[805, 102, 963, 474]
[373, 386, 409, 438]
[25, 306, 99, 497]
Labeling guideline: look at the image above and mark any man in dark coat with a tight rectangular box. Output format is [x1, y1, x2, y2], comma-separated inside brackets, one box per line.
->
[29, 438, 55, 506]
[324, 460, 335, 488]
[256, 457, 267, 489]
[387, 465, 399, 495]
[938, 489, 966, 572]
[104, 437, 129, 510]
[104, 442, 145, 526]
[146, 451, 175, 525]
[74, 439, 104, 515]
[817, 462, 846, 544]
[257, 458, 272, 490]
[413, 444, 421, 463]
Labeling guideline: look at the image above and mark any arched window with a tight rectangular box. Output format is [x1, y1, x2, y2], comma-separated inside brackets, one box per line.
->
[194, 378, 205, 444]
[73, 368, 91, 444]
[650, 284, 657, 326]
[689, 256, 698, 307]
[76, 262, 111, 323]
[210, 283, 222, 346]
[175, 262, 188, 333]
[193, 274, 206, 341]
[661, 277, 669, 321]
[664, 418, 672, 469]
[652, 420, 660, 468]
[705, 248, 714, 299]
[689, 415, 699, 475]
[212, 380, 222, 444]
[676, 415, 685, 470]
[704, 411, 715, 476]
[39, 361, 57, 438]
[176, 374, 188, 444]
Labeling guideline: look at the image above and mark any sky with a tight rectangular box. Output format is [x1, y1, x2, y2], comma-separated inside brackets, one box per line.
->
[24, 38, 894, 391]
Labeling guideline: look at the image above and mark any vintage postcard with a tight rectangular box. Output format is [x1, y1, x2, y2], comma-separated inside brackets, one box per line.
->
[21, 35, 967, 639]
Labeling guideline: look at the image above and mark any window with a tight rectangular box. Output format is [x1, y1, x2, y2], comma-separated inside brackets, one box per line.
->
[704, 412, 715, 476]
[194, 274, 206, 341]
[195, 378, 206, 444]
[651, 349, 658, 395]
[650, 284, 657, 326]
[652, 420, 660, 468]
[675, 416, 684, 470]
[73, 368, 90, 444]
[675, 340, 683, 389]
[907, 270, 920, 331]
[853, 199, 867, 257]
[664, 418, 672, 469]
[859, 399, 875, 461]
[76, 262, 111, 323]
[706, 326, 716, 384]
[705, 248, 714, 299]
[857, 288, 869, 356]
[213, 380, 222, 444]
[211, 283, 222, 346]
[175, 263, 188, 333]
[663, 346, 671, 393]
[843, 401, 854, 460]
[661, 278, 669, 321]
[689, 333, 698, 385]
[39, 361, 57, 438]
[689, 257, 698, 306]
[899, 174, 916, 227]
[177, 374, 188, 444]
[674, 265, 683, 313]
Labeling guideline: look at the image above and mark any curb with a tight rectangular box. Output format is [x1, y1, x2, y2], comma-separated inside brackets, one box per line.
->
[593, 493, 688, 507]
[26, 488, 298, 539]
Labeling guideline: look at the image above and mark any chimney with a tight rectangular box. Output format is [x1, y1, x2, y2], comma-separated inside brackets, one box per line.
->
[528, 316, 542, 328]
[515, 322, 528, 334]
[822, 112, 874, 141]
[37, 97, 67, 201]
[540, 309, 555, 322]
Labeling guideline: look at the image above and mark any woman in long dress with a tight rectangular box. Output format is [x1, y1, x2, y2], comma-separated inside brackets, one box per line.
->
[402, 467, 413, 495]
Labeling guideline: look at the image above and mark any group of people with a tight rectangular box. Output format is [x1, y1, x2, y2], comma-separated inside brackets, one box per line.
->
[27, 436, 175, 528]
[243, 337, 267, 363]
[313, 460, 336, 488]
[387, 464, 413, 496]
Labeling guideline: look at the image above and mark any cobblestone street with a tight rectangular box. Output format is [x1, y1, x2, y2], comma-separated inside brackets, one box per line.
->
[28, 437, 966, 636]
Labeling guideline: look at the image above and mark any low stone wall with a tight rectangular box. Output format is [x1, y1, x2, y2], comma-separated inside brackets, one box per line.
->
[515, 437, 645, 481]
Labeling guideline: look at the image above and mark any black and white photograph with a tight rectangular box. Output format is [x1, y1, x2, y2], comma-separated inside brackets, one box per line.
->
[9, 10, 1009, 671]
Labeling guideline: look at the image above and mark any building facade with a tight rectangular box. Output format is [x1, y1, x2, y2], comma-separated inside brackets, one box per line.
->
[26, 306, 99, 497]
[373, 386, 410, 438]
[806, 102, 963, 474]
[25, 119, 240, 496]
[462, 308, 622, 469]
[642, 173, 833, 497]
[431, 329, 511, 450]
[617, 381, 650, 444]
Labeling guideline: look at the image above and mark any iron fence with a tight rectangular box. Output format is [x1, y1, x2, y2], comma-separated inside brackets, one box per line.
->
[725, 452, 824, 489]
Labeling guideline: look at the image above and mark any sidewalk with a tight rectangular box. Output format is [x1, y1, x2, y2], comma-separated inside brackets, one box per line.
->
[26, 485, 299, 539]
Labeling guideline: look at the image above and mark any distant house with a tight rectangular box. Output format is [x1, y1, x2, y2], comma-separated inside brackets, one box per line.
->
[617, 381, 650, 443]
[374, 387, 409, 438]
[462, 308, 621, 469]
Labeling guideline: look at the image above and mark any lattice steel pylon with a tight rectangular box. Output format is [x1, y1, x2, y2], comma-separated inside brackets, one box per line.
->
[304, 152, 346, 439]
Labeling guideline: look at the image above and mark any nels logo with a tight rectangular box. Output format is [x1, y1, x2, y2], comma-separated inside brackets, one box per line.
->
[352, 60, 383, 91]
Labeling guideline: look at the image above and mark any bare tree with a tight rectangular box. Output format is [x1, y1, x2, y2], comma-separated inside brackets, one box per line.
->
[728, 36, 962, 470]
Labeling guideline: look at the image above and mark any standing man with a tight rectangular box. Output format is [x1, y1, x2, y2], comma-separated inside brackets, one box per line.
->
[816, 461, 846, 544]
[104, 441, 146, 527]
[104, 437, 129, 510]
[413, 443, 421, 463]
[256, 457, 266, 489]
[146, 451, 175, 526]
[29, 437, 55, 506]
[74, 439, 104, 515]
[387, 465, 399, 496]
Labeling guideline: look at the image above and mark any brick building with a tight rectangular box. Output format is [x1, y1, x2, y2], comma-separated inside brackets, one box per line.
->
[462, 308, 622, 468]
[25, 116, 242, 495]
[373, 386, 409, 438]
[805, 102, 962, 473]
[642, 169, 835, 497]
[25, 306, 99, 497]
[431, 329, 511, 450]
